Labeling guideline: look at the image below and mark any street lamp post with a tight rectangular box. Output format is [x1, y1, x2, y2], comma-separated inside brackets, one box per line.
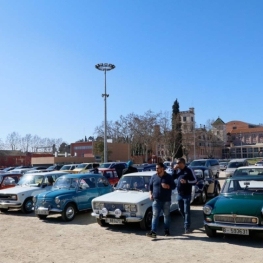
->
[95, 63, 115, 163]
[240, 133, 243, 158]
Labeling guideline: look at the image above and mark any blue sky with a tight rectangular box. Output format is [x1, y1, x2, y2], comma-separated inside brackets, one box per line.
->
[0, 0, 262, 144]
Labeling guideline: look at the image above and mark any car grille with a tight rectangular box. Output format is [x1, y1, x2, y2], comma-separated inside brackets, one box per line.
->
[104, 203, 124, 212]
[214, 214, 258, 225]
[0, 194, 13, 200]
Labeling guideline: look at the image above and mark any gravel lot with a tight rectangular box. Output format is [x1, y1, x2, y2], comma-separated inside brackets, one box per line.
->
[0, 171, 263, 263]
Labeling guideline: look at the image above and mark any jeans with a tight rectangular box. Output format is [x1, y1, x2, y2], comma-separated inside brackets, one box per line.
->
[177, 194, 191, 229]
[151, 200, 171, 233]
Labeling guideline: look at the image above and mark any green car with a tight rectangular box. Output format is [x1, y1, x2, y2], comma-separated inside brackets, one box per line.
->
[203, 175, 263, 237]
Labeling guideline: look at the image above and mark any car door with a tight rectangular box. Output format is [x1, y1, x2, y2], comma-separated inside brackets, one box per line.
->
[205, 169, 215, 194]
[97, 177, 111, 195]
[77, 177, 99, 210]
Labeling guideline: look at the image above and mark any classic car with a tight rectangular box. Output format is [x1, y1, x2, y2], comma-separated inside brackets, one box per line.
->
[232, 166, 263, 176]
[203, 175, 263, 237]
[191, 166, 221, 204]
[0, 171, 68, 213]
[98, 168, 119, 186]
[91, 171, 180, 230]
[137, 164, 173, 175]
[99, 162, 127, 178]
[60, 164, 78, 173]
[33, 173, 113, 221]
[0, 173, 22, 190]
[71, 163, 98, 174]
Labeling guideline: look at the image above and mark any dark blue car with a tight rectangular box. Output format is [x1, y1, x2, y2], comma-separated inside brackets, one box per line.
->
[33, 173, 113, 221]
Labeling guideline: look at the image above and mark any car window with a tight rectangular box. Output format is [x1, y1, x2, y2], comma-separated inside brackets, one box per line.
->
[97, 177, 110, 187]
[3, 176, 16, 186]
[80, 177, 96, 188]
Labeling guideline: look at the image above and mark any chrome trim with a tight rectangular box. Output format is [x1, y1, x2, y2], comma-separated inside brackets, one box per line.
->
[204, 221, 263, 231]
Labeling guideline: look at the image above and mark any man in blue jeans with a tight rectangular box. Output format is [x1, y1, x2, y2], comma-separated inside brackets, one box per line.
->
[146, 162, 176, 238]
[173, 158, 196, 234]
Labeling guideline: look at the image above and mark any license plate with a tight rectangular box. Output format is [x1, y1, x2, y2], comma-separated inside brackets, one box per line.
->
[36, 209, 49, 215]
[105, 218, 123, 224]
[222, 227, 249, 235]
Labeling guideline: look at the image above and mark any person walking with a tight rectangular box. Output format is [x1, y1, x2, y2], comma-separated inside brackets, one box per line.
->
[122, 160, 138, 176]
[146, 162, 176, 238]
[173, 157, 196, 234]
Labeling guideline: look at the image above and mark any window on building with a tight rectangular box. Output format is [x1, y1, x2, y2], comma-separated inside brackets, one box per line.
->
[183, 117, 186, 122]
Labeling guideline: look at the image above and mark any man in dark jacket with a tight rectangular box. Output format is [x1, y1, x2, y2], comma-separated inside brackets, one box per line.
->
[146, 162, 176, 238]
[173, 157, 196, 234]
[122, 160, 138, 176]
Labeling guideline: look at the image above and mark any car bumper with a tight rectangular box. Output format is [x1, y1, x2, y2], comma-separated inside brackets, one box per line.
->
[91, 212, 143, 223]
[34, 206, 63, 214]
[204, 221, 263, 231]
[0, 201, 22, 209]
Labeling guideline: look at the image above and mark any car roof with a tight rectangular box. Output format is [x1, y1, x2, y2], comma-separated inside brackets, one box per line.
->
[58, 173, 105, 179]
[0, 173, 22, 177]
[122, 171, 156, 177]
[229, 158, 247, 162]
[235, 166, 261, 169]
[228, 175, 263, 181]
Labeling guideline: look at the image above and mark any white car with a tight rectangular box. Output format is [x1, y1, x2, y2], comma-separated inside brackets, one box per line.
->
[91, 171, 195, 230]
[0, 171, 68, 213]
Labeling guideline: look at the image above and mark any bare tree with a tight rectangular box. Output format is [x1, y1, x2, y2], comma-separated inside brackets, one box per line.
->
[5, 132, 21, 150]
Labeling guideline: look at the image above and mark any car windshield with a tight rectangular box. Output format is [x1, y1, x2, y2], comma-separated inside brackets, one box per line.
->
[53, 177, 79, 189]
[190, 161, 206, 166]
[99, 163, 112, 168]
[228, 162, 244, 168]
[222, 178, 263, 194]
[115, 175, 151, 192]
[47, 165, 55, 170]
[17, 174, 45, 187]
[75, 164, 87, 169]
[60, 165, 71, 170]
[220, 162, 227, 165]
[233, 168, 263, 176]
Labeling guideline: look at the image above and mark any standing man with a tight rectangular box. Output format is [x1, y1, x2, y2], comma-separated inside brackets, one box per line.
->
[173, 157, 196, 234]
[146, 162, 176, 238]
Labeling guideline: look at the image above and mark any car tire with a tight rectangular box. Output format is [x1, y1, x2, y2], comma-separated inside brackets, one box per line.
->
[198, 190, 207, 204]
[21, 198, 33, 214]
[62, 203, 76, 222]
[0, 208, 8, 213]
[205, 225, 217, 238]
[139, 208, 152, 230]
[97, 218, 108, 227]
[37, 215, 47, 220]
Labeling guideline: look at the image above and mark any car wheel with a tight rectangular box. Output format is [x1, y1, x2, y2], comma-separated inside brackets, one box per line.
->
[198, 190, 207, 204]
[0, 208, 8, 213]
[62, 203, 76, 222]
[21, 198, 33, 214]
[139, 208, 152, 230]
[215, 184, 220, 196]
[97, 218, 108, 227]
[205, 225, 217, 238]
[37, 215, 47, 220]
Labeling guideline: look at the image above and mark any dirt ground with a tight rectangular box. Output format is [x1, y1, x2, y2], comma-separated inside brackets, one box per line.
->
[0, 172, 263, 263]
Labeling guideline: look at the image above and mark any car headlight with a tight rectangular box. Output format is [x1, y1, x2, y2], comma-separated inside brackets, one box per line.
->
[55, 197, 60, 204]
[130, 204, 137, 212]
[32, 196, 37, 203]
[10, 195, 17, 200]
[203, 205, 212, 215]
[94, 202, 104, 210]
[124, 204, 130, 212]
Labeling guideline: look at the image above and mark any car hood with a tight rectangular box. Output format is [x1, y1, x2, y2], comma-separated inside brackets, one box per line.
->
[212, 195, 263, 215]
[37, 189, 76, 199]
[92, 190, 149, 203]
[0, 185, 41, 194]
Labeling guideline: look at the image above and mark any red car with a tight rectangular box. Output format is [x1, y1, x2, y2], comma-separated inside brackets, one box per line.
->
[0, 173, 22, 190]
[98, 168, 119, 186]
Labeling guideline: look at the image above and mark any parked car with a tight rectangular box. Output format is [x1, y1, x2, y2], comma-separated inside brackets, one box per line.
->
[91, 171, 194, 230]
[10, 168, 33, 175]
[189, 159, 220, 178]
[0, 171, 68, 213]
[203, 175, 263, 237]
[60, 164, 78, 173]
[99, 162, 127, 178]
[98, 168, 119, 186]
[0, 173, 22, 190]
[33, 173, 113, 221]
[232, 166, 263, 176]
[137, 164, 173, 175]
[71, 163, 98, 174]
[191, 166, 221, 204]
[225, 158, 249, 177]
[0, 167, 15, 173]
[46, 164, 64, 172]
[255, 161, 263, 166]
[219, 161, 228, 171]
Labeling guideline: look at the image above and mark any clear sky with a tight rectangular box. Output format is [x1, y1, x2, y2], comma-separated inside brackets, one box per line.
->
[0, 0, 262, 144]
